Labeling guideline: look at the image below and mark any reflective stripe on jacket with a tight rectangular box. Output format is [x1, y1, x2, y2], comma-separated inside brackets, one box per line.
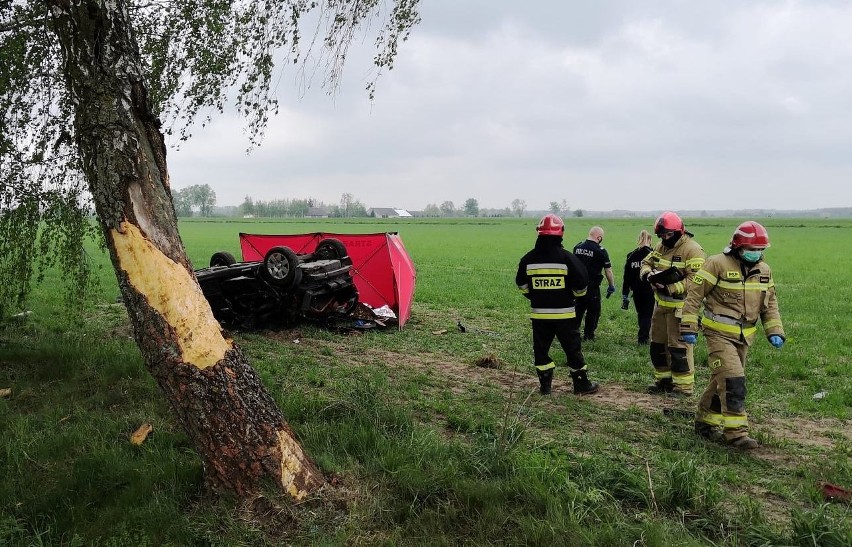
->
[639, 235, 705, 307]
[680, 252, 784, 345]
[517, 241, 589, 320]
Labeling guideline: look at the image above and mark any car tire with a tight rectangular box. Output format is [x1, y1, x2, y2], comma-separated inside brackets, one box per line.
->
[209, 251, 237, 267]
[314, 238, 348, 260]
[262, 246, 301, 288]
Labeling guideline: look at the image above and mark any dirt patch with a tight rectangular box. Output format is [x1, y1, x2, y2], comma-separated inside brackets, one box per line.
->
[301, 337, 850, 458]
[473, 353, 502, 369]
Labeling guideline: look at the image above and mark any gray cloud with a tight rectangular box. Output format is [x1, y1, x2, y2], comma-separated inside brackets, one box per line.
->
[168, 0, 852, 211]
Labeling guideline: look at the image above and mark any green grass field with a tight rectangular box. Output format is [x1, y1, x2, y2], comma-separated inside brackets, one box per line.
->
[2, 216, 851, 546]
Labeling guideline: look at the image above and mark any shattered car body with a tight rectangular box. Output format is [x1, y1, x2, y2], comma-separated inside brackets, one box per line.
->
[195, 238, 359, 329]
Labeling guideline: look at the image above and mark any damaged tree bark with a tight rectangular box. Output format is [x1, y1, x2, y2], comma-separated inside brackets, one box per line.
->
[47, 0, 323, 499]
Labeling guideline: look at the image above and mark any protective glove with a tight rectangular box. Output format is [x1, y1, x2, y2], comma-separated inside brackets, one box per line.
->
[606, 285, 616, 298]
[621, 295, 630, 310]
[769, 335, 784, 348]
[681, 333, 698, 344]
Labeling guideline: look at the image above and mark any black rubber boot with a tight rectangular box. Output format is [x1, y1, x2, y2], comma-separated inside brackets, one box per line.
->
[729, 436, 760, 449]
[694, 422, 723, 442]
[570, 369, 600, 395]
[647, 377, 674, 394]
[536, 369, 553, 395]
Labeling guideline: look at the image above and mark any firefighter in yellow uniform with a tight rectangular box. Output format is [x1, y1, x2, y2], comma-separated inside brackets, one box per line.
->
[680, 221, 785, 449]
[639, 211, 705, 396]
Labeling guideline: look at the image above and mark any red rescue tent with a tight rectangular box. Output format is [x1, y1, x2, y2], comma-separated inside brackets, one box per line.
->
[239, 232, 416, 328]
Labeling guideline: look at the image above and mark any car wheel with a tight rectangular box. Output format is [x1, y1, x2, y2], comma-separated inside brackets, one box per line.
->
[209, 251, 237, 267]
[314, 238, 348, 260]
[262, 246, 301, 287]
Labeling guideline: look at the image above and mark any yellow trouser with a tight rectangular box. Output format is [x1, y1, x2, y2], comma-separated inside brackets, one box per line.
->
[649, 304, 694, 392]
[696, 331, 750, 441]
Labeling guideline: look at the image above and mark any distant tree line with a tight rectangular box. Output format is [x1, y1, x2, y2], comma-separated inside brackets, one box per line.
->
[175, 187, 579, 219]
[235, 192, 367, 218]
[238, 196, 315, 218]
[421, 198, 530, 218]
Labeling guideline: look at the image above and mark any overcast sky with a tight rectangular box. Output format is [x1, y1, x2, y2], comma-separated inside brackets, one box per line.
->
[167, 0, 852, 212]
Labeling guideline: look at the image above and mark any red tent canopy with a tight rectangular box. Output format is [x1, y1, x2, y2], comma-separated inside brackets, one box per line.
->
[239, 232, 416, 328]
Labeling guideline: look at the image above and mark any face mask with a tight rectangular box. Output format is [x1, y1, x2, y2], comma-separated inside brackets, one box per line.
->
[740, 249, 763, 263]
[660, 233, 680, 248]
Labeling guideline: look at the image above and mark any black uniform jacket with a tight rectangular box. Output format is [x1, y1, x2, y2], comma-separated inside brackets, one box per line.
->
[516, 239, 589, 320]
[572, 240, 611, 287]
[622, 246, 653, 298]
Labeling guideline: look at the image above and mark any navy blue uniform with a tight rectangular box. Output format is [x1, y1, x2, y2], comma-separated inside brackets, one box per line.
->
[516, 237, 589, 372]
[572, 239, 612, 340]
[622, 245, 654, 344]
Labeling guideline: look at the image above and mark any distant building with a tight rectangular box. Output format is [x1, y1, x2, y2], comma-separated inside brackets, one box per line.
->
[368, 208, 413, 218]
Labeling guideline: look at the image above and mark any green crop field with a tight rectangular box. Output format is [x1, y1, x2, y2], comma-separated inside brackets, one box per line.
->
[1, 216, 851, 546]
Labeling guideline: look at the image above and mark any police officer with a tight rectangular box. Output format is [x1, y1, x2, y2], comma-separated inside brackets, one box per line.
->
[621, 229, 655, 345]
[572, 226, 616, 341]
[516, 214, 600, 396]
[680, 221, 785, 449]
[639, 212, 705, 397]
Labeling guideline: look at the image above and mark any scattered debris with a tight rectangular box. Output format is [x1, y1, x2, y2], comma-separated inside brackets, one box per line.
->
[474, 353, 502, 369]
[370, 305, 397, 322]
[432, 329, 448, 335]
[456, 320, 500, 336]
[820, 482, 851, 503]
[0, 388, 11, 398]
[320, 303, 393, 332]
[11, 311, 32, 320]
[812, 391, 828, 400]
[130, 423, 154, 446]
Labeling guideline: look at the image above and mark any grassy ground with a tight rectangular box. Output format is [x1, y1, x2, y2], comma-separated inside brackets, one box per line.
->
[1, 217, 850, 546]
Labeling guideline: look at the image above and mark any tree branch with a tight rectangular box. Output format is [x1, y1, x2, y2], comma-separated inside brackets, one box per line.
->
[0, 13, 47, 34]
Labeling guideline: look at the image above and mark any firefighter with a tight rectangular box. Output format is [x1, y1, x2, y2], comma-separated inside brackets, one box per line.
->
[680, 221, 785, 449]
[516, 214, 600, 396]
[573, 226, 617, 341]
[639, 211, 705, 397]
[621, 229, 655, 345]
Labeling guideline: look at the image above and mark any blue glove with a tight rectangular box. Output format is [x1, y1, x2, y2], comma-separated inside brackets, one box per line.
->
[682, 333, 698, 344]
[606, 285, 616, 298]
[769, 335, 784, 348]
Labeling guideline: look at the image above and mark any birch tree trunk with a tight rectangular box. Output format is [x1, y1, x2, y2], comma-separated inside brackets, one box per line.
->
[47, 0, 324, 499]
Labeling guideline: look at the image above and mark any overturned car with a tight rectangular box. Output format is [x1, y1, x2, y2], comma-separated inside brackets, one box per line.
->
[195, 238, 359, 329]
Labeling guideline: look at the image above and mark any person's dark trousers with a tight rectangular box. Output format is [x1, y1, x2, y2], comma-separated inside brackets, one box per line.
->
[531, 318, 585, 370]
[575, 285, 602, 340]
[634, 291, 655, 344]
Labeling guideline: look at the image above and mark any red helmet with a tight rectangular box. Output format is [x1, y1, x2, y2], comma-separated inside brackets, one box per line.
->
[654, 211, 684, 236]
[536, 214, 565, 236]
[729, 221, 770, 249]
